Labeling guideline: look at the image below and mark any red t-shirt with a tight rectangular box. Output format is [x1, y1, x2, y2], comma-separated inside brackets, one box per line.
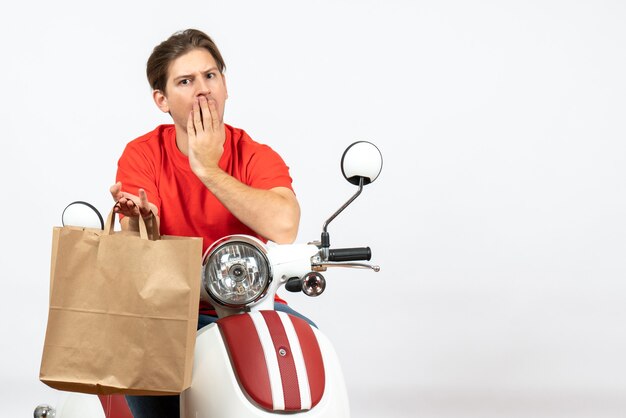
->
[116, 124, 292, 313]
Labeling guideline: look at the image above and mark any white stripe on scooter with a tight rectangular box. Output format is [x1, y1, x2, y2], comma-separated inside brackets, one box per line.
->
[278, 312, 312, 410]
[249, 312, 285, 410]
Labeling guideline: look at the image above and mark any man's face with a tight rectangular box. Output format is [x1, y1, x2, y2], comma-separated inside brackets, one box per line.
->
[154, 48, 228, 132]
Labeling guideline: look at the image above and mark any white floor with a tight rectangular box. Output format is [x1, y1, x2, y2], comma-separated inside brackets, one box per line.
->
[9, 379, 626, 418]
[350, 390, 626, 418]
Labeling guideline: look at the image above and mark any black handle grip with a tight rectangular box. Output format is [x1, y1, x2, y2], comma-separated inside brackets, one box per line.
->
[328, 247, 372, 262]
[285, 277, 303, 293]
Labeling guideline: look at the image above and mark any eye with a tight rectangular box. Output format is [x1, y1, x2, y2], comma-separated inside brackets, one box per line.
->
[179, 79, 191, 86]
[207, 72, 215, 79]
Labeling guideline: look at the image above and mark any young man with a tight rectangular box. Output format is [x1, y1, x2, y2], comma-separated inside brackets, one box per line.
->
[111, 29, 299, 246]
[109, 29, 308, 418]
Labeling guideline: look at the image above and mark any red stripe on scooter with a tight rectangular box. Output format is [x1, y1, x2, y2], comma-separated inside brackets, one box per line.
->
[261, 310, 301, 410]
[290, 315, 326, 407]
[218, 314, 273, 410]
[97, 395, 133, 418]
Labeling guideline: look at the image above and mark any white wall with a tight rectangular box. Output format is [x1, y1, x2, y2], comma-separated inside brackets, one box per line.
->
[1, 1, 626, 417]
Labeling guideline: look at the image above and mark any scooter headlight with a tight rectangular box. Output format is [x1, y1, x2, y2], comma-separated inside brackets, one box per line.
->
[202, 235, 272, 308]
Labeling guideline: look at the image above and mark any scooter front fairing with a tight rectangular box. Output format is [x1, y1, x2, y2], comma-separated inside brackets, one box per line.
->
[180, 311, 350, 418]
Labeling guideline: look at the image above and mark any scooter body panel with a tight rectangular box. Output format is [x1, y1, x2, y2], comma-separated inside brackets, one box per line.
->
[52, 392, 106, 418]
[180, 320, 350, 418]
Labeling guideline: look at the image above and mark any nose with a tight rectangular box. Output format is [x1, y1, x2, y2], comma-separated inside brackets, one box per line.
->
[196, 77, 211, 97]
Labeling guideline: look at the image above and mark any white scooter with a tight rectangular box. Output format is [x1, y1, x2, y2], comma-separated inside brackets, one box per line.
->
[35, 141, 382, 418]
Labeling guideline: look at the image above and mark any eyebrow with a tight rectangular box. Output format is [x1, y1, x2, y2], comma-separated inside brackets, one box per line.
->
[173, 67, 219, 82]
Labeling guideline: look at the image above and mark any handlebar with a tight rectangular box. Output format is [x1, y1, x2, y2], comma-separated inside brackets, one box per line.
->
[328, 247, 371, 262]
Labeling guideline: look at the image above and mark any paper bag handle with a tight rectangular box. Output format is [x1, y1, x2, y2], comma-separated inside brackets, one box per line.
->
[104, 204, 159, 240]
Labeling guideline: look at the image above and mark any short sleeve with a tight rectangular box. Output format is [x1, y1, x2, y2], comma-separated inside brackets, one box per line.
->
[115, 140, 162, 212]
[244, 144, 294, 192]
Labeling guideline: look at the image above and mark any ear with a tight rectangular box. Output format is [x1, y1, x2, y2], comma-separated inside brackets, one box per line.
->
[153, 90, 170, 113]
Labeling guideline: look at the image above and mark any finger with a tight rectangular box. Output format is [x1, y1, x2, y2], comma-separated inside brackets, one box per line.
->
[138, 189, 151, 216]
[114, 198, 130, 215]
[125, 199, 140, 216]
[193, 98, 203, 132]
[199, 96, 211, 130]
[116, 196, 127, 211]
[187, 109, 196, 139]
[207, 99, 220, 130]
[109, 181, 122, 201]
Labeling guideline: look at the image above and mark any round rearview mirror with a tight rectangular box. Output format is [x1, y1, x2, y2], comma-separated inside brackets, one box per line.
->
[341, 141, 383, 186]
[62, 201, 104, 229]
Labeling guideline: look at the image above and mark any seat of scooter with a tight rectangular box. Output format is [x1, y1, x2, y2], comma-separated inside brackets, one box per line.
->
[217, 310, 325, 412]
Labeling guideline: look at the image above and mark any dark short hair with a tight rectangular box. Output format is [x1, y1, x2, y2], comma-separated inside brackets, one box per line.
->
[146, 29, 226, 93]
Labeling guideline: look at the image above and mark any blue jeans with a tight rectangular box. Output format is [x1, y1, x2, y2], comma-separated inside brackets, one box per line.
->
[125, 303, 315, 418]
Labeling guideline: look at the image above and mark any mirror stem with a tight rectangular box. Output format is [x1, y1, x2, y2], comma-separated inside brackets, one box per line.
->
[321, 177, 365, 250]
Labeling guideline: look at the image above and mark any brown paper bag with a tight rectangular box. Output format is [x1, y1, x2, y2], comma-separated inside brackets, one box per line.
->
[40, 207, 202, 395]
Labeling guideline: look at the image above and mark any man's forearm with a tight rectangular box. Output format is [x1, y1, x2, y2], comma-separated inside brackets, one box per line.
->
[196, 167, 300, 244]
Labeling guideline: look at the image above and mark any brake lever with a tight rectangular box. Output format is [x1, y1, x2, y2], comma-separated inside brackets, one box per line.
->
[313, 262, 380, 272]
